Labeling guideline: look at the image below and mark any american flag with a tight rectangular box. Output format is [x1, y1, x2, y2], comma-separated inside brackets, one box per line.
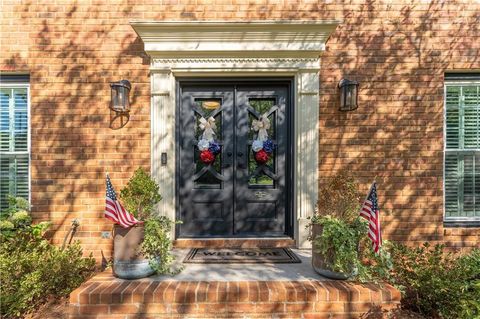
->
[359, 182, 382, 253]
[105, 174, 138, 228]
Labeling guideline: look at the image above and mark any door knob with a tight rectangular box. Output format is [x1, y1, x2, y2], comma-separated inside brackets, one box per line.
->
[237, 152, 243, 157]
[227, 152, 233, 157]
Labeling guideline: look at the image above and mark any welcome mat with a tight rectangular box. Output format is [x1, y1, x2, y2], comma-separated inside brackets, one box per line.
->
[183, 248, 301, 264]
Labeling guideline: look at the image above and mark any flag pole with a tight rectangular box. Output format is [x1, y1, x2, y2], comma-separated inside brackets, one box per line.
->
[361, 178, 376, 207]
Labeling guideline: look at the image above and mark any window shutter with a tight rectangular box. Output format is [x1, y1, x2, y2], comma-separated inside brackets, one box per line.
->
[462, 153, 475, 217]
[463, 86, 480, 149]
[0, 156, 29, 210]
[0, 90, 10, 152]
[0, 86, 29, 210]
[445, 83, 480, 219]
[445, 86, 460, 149]
[444, 152, 459, 217]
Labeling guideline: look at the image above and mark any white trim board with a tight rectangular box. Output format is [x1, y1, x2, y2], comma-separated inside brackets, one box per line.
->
[131, 20, 340, 248]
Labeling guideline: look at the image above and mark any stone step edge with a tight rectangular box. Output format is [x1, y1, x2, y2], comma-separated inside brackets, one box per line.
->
[173, 238, 296, 248]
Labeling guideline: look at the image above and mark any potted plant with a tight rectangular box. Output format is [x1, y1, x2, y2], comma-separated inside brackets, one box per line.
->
[112, 168, 177, 279]
[309, 171, 369, 280]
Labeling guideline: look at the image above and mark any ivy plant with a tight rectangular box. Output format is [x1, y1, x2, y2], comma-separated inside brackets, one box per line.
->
[308, 171, 393, 281]
[312, 215, 367, 275]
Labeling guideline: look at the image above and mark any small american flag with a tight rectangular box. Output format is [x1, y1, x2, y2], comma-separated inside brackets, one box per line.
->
[105, 174, 138, 228]
[360, 182, 382, 253]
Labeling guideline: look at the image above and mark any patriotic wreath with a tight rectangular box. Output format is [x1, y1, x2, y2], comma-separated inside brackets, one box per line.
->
[251, 114, 275, 165]
[198, 116, 221, 165]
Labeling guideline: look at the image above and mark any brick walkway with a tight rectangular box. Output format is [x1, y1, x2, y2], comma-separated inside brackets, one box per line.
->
[69, 271, 401, 319]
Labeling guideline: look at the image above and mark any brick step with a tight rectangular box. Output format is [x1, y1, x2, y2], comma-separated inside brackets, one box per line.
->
[173, 238, 296, 248]
[69, 272, 401, 319]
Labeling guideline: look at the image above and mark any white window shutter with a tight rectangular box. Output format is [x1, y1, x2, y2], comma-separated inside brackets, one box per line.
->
[0, 87, 29, 211]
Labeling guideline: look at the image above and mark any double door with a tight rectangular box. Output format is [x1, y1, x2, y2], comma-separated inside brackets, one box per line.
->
[177, 81, 291, 237]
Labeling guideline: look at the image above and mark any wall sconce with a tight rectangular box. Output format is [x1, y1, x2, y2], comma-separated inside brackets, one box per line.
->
[338, 79, 359, 111]
[110, 80, 131, 112]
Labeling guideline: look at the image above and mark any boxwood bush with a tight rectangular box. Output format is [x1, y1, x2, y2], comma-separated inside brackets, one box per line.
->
[383, 243, 480, 319]
[0, 196, 95, 318]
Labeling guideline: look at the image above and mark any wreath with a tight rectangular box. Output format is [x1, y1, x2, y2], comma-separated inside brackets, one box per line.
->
[251, 114, 275, 164]
[197, 116, 221, 165]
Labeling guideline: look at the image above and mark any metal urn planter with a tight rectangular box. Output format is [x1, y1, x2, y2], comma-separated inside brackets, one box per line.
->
[311, 224, 357, 280]
[113, 223, 155, 279]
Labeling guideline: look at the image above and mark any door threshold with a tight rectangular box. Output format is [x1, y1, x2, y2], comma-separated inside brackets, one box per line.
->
[173, 237, 296, 248]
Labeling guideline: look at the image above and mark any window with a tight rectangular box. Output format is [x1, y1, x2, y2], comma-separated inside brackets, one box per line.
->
[444, 73, 480, 223]
[0, 75, 29, 211]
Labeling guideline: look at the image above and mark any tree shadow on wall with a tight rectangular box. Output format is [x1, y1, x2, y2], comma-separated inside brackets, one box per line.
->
[5, 2, 151, 262]
[3, 0, 479, 276]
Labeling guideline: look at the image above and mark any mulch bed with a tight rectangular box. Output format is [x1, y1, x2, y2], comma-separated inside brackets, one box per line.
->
[24, 297, 68, 319]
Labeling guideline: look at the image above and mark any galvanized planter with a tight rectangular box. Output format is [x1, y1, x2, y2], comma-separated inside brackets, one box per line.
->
[113, 223, 155, 280]
[311, 224, 357, 280]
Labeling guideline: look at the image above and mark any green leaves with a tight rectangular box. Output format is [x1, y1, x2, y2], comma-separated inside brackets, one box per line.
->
[142, 216, 181, 275]
[0, 232, 95, 318]
[312, 216, 370, 278]
[120, 168, 162, 221]
[120, 168, 179, 275]
[0, 194, 95, 318]
[386, 243, 480, 319]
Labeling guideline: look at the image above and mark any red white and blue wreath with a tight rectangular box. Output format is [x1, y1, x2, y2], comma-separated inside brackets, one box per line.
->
[197, 116, 221, 165]
[251, 114, 274, 164]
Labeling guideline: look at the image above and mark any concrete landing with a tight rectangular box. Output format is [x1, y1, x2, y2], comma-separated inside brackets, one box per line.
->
[157, 249, 322, 281]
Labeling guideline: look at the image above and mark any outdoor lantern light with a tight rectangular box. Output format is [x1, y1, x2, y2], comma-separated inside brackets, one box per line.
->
[338, 79, 359, 111]
[110, 80, 131, 112]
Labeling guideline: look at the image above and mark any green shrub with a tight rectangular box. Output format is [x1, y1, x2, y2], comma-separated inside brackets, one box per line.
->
[386, 243, 480, 319]
[120, 169, 179, 274]
[0, 231, 95, 318]
[120, 167, 162, 220]
[0, 196, 95, 318]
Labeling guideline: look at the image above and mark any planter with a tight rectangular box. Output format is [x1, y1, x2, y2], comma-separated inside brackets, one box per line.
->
[113, 223, 155, 279]
[311, 224, 357, 280]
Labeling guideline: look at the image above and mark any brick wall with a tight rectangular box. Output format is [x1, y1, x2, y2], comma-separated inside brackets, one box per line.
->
[1, 1, 479, 262]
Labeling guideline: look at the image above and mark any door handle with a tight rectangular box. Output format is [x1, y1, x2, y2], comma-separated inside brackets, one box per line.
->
[237, 151, 246, 168]
[227, 152, 233, 157]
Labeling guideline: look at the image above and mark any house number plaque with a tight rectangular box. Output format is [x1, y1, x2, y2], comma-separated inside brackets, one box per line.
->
[254, 191, 268, 199]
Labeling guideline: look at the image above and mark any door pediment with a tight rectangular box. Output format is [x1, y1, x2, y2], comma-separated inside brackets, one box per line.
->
[130, 20, 340, 58]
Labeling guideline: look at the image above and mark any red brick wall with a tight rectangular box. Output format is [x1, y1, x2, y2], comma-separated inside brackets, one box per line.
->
[1, 1, 479, 261]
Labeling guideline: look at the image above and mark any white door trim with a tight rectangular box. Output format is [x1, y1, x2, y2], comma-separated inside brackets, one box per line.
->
[131, 21, 340, 248]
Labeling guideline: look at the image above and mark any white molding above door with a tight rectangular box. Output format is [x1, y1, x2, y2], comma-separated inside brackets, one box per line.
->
[131, 20, 340, 248]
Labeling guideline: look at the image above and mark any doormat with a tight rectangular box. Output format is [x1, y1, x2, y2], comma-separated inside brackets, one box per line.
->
[183, 248, 301, 264]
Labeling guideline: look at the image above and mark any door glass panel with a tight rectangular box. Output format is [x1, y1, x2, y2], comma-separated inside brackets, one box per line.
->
[247, 98, 277, 188]
[248, 98, 276, 140]
[193, 98, 223, 189]
[194, 164, 222, 188]
[194, 98, 222, 140]
[248, 145, 274, 187]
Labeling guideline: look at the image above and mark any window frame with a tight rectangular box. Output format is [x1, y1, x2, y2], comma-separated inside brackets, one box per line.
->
[0, 81, 31, 209]
[443, 79, 480, 226]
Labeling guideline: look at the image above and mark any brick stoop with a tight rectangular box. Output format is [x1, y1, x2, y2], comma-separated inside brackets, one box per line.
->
[69, 272, 401, 319]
